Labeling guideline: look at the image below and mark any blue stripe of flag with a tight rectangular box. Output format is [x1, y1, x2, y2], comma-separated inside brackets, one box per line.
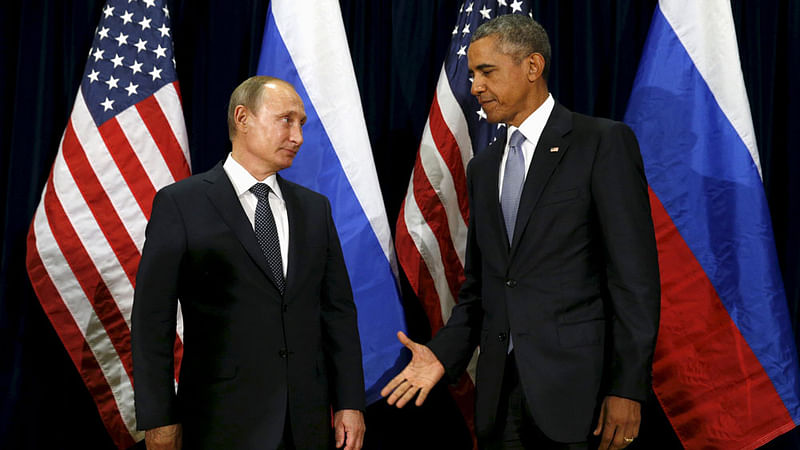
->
[624, 5, 800, 420]
[257, 4, 407, 404]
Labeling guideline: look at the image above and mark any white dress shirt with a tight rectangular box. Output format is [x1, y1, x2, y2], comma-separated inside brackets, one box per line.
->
[223, 154, 289, 276]
[498, 94, 556, 199]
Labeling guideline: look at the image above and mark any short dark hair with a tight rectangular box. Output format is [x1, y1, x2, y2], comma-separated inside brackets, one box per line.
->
[472, 14, 551, 81]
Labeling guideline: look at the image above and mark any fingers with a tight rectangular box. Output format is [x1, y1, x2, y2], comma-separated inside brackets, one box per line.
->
[380, 371, 407, 399]
[415, 385, 431, 407]
[598, 421, 617, 450]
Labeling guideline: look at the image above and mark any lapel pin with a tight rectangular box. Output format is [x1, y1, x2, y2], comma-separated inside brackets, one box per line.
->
[550, 147, 559, 153]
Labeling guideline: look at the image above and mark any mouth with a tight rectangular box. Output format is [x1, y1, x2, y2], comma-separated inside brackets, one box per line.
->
[478, 98, 496, 108]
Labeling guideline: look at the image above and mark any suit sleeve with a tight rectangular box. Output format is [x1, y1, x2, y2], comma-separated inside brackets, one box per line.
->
[427, 160, 484, 382]
[319, 198, 366, 411]
[592, 122, 661, 402]
[131, 188, 186, 429]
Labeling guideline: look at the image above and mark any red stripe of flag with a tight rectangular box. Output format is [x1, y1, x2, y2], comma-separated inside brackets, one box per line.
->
[649, 189, 795, 449]
[395, 206, 445, 330]
[98, 118, 158, 219]
[411, 153, 466, 300]
[173, 81, 183, 105]
[136, 95, 191, 182]
[62, 121, 142, 285]
[41, 175, 134, 382]
[427, 94, 469, 224]
[26, 214, 137, 450]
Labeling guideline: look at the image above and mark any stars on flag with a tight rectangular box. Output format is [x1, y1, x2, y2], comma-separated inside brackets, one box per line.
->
[111, 53, 125, 68]
[120, 10, 134, 24]
[115, 32, 128, 46]
[479, 6, 492, 19]
[81, 0, 177, 121]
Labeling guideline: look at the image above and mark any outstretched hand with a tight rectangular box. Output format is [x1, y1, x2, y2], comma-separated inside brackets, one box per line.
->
[380, 331, 445, 407]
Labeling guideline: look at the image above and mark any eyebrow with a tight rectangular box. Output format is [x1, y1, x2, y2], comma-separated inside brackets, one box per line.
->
[474, 63, 496, 71]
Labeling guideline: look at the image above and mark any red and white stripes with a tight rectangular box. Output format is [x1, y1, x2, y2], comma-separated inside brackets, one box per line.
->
[26, 81, 190, 448]
[395, 65, 480, 443]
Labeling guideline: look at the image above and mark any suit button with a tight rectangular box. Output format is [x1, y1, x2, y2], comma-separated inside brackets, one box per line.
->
[498, 333, 507, 342]
[279, 349, 288, 358]
[506, 279, 517, 288]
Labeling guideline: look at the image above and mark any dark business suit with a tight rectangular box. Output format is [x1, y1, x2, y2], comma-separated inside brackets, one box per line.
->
[428, 104, 660, 443]
[132, 162, 365, 449]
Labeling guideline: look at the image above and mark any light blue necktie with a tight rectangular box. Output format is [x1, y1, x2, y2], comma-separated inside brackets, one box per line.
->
[500, 130, 526, 245]
[500, 130, 525, 354]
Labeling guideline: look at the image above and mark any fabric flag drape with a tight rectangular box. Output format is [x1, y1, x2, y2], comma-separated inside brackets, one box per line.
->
[256, 0, 407, 404]
[25, 0, 190, 447]
[394, 0, 532, 443]
[624, 1, 800, 448]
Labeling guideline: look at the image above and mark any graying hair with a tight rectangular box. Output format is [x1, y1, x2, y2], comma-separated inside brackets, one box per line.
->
[227, 75, 285, 141]
[472, 14, 551, 81]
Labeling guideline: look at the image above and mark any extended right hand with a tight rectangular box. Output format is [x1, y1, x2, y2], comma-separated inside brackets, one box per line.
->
[145, 423, 182, 450]
[380, 331, 445, 408]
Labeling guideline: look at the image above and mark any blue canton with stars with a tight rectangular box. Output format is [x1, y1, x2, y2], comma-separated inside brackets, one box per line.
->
[81, 0, 177, 126]
[445, 0, 533, 151]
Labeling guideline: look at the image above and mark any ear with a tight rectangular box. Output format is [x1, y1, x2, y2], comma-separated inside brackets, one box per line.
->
[234, 105, 249, 133]
[526, 53, 545, 82]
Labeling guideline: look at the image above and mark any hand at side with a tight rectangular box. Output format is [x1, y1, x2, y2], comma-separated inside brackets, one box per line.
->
[380, 331, 445, 407]
[334, 409, 364, 450]
[593, 396, 641, 449]
[145, 423, 182, 450]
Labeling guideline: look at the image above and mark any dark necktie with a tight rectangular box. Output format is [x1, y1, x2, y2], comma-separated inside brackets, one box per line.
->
[500, 130, 526, 245]
[250, 183, 285, 294]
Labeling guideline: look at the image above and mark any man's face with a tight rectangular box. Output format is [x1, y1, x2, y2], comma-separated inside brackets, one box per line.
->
[240, 83, 306, 173]
[468, 35, 534, 127]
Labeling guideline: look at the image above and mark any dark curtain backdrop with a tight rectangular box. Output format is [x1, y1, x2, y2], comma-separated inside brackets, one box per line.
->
[1, 1, 798, 449]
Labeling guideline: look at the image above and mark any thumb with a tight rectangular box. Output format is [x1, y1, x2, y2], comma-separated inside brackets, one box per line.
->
[593, 402, 605, 436]
[335, 420, 345, 448]
[397, 331, 415, 349]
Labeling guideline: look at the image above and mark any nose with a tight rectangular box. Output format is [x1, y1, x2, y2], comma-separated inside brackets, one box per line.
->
[290, 123, 303, 147]
[470, 75, 484, 97]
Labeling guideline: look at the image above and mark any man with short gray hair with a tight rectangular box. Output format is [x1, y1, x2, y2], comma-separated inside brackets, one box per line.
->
[382, 14, 659, 450]
[133, 76, 366, 450]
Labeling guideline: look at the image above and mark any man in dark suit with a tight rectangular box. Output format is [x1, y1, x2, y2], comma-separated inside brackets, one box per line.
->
[381, 14, 660, 449]
[132, 76, 365, 450]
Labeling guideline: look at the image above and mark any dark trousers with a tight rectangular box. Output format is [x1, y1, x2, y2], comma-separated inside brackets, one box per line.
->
[479, 352, 589, 450]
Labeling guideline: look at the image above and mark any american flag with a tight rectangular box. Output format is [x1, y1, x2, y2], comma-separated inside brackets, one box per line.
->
[394, 0, 531, 444]
[25, 0, 190, 447]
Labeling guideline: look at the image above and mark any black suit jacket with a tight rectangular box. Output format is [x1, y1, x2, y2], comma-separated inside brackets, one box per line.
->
[131, 162, 365, 449]
[428, 104, 660, 443]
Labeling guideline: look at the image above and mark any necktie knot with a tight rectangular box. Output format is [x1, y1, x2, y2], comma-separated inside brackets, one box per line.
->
[250, 183, 271, 200]
[509, 130, 525, 150]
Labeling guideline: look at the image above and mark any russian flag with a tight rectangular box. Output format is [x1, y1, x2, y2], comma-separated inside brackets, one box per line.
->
[624, 1, 800, 448]
[256, 0, 407, 404]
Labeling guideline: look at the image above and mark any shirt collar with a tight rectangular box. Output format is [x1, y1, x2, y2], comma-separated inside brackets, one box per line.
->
[223, 153, 284, 201]
[507, 93, 555, 146]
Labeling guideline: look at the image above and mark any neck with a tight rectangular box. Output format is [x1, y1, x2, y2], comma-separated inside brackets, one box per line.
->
[230, 146, 277, 181]
[510, 86, 549, 128]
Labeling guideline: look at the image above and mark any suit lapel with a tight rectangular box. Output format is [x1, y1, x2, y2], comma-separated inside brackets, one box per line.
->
[483, 131, 512, 255]
[204, 163, 281, 293]
[510, 104, 572, 255]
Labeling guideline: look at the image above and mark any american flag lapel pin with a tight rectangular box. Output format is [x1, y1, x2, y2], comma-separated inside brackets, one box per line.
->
[550, 147, 559, 152]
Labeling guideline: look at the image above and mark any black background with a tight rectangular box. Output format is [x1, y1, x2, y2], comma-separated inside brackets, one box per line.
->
[1, 1, 798, 448]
